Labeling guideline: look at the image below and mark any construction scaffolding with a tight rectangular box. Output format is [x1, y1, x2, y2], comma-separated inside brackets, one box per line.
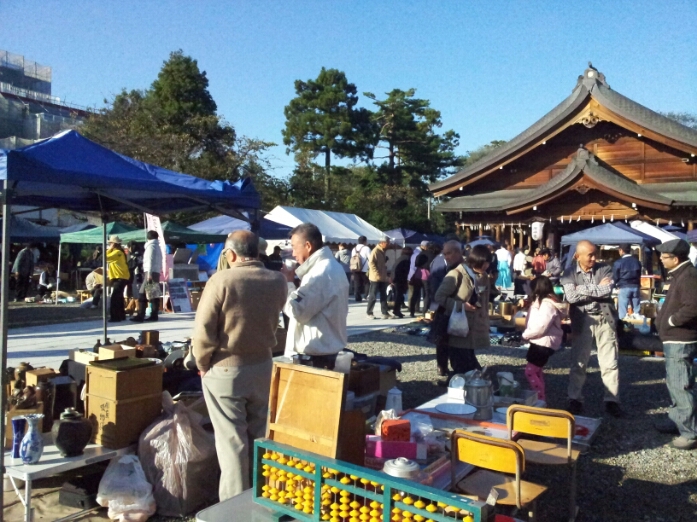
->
[0, 50, 52, 95]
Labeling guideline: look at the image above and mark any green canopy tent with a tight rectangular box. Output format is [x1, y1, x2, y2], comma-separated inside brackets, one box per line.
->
[117, 221, 227, 245]
[57, 222, 139, 299]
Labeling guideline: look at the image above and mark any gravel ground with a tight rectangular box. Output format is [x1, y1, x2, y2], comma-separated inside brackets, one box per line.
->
[347, 328, 697, 522]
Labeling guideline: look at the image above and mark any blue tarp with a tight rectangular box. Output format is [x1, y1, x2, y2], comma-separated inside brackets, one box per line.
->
[560, 223, 660, 247]
[189, 214, 292, 240]
[0, 130, 260, 214]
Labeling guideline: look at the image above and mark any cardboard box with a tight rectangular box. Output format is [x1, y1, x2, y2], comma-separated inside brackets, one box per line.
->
[98, 346, 137, 360]
[86, 363, 163, 402]
[69, 349, 100, 365]
[378, 365, 397, 397]
[86, 393, 162, 449]
[348, 363, 380, 396]
[25, 368, 57, 387]
[141, 330, 159, 346]
[135, 344, 159, 358]
[5, 403, 44, 449]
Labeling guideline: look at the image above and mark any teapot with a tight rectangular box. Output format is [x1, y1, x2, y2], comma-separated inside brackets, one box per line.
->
[464, 369, 493, 420]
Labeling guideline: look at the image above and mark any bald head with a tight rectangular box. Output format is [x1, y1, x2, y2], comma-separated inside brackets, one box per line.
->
[442, 240, 464, 267]
[226, 230, 259, 260]
[575, 240, 598, 272]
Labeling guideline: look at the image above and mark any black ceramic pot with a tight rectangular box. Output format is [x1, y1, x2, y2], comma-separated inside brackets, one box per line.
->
[51, 408, 92, 457]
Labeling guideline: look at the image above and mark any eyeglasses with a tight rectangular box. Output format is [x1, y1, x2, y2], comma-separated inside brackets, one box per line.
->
[660, 254, 676, 260]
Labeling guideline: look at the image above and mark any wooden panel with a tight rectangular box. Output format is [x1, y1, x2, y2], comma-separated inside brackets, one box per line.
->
[609, 163, 643, 181]
[643, 161, 694, 180]
[595, 137, 643, 162]
[267, 362, 345, 458]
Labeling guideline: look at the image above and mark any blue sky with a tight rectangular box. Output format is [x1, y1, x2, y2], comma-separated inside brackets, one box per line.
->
[2, 0, 696, 178]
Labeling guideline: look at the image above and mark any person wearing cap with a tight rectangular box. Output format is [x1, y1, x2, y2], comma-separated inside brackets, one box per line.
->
[655, 238, 697, 449]
[106, 235, 130, 322]
[612, 244, 642, 319]
[560, 240, 622, 417]
[367, 236, 392, 319]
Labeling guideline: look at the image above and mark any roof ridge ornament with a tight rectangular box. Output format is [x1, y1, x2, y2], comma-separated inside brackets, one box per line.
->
[577, 62, 609, 90]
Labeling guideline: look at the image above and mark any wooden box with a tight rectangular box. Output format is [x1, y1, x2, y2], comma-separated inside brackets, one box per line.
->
[4, 403, 44, 449]
[86, 393, 162, 449]
[69, 349, 99, 365]
[141, 330, 159, 346]
[348, 363, 380, 396]
[267, 362, 345, 458]
[98, 346, 137, 360]
[86, 363, 163, 402]
[25, 368, 57, 386]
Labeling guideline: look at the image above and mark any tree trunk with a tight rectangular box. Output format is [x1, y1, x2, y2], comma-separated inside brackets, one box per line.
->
[324, 149, 331, 205]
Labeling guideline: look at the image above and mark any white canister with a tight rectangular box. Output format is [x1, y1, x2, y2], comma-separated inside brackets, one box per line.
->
[334, 351, 354, 374]
[383, 458, 421, 480]
[385, 387, 403, 413]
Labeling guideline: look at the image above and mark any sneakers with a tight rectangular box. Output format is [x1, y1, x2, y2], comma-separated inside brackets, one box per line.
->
[568, 399, 583, 415]
[670, 436, 697, 450]
[655, 419, 680, 435]
[605, 401, 622, 418]
[381, 315, 391, 320]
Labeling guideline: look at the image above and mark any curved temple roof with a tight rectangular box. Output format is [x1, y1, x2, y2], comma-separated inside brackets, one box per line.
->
[430, 64, 697, 196]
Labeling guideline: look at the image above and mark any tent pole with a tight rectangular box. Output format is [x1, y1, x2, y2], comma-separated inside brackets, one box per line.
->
[55, 242, 62, 303]
[1, 180, 13, 522]
[102, 218, 107, 344]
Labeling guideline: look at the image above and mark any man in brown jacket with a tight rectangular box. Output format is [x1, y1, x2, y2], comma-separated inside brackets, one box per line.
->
[193, 230, 287, 501]
[366, 236, 391, 319]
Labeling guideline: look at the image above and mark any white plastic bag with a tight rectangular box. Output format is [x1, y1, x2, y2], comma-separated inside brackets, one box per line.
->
[97, 455, 156, 522]
[447, 302, 469, 337]
[138, 392, 219, 517]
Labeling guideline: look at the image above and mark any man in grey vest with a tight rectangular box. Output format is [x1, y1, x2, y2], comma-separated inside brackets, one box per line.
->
[560, 240, 621, 417]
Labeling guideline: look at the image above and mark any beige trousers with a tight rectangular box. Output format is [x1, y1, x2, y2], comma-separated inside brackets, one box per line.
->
[202, 359, 272, 502]
[568, 314, 619, 403]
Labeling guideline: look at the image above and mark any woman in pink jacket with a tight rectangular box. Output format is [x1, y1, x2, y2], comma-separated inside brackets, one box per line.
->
[522, 276, 565, 401]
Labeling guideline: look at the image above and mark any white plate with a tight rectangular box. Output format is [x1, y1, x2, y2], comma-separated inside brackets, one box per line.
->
[435, 403, 477, 415]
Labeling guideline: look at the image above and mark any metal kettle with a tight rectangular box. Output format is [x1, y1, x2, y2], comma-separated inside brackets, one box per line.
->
[464, 369, 493, 420]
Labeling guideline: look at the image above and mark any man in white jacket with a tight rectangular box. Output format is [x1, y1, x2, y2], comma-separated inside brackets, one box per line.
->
[282, 223, 349, 368]
[131, 230, 163, 322]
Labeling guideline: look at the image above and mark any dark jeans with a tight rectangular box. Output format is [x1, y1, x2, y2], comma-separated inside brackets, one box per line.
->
[15, 273, 31, 300]
[92, 286, 102, 307]
[38, 285, 50, 298]
[110, 278, 127, 321]
[449, 347, 481, 375]
[366, 281, 388, 316]
[136, 272, 161, 320]
[436, 341, 449, 373]
[664, 342, 697, 439]
[409, 279, 426, 315]
[352, 271, 367, 301]
[392, 282, 408, 315]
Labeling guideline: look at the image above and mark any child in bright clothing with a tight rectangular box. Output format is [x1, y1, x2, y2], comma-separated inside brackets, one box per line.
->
[522, 276, 565, 401]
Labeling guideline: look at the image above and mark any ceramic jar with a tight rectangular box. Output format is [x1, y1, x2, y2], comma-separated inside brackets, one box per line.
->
[51, 408, 92, 457]
[19, 414, 44, 464]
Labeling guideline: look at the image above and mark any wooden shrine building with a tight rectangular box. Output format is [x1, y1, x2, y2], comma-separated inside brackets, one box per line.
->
[430, 64, 697, 248]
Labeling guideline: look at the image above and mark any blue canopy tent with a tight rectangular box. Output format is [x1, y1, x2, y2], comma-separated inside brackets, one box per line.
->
[560, 223, 660, 268]
[0, 215, 61, 243]
[384, 228, 431, 247]
[0, 131, 261, 482]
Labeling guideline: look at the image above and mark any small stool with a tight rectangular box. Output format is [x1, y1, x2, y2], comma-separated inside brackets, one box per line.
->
[77, 290, 91, 303]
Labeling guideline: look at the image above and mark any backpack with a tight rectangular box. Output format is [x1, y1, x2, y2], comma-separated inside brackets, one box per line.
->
[350, 247, 364, 272]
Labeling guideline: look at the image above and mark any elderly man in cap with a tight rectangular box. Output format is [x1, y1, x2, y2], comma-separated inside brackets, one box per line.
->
[367, 236, 391, 319]
[655, 238, 697, 449]
[560, 239, 622, 417]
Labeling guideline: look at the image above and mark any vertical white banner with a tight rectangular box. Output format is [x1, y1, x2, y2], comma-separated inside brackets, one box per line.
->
[145, 213, 168, 280]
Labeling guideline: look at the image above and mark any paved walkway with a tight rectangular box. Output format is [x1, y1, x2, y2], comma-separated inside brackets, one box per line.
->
[8, 300, 415, 369]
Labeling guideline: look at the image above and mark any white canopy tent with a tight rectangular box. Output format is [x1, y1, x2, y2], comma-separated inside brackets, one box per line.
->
[629, 220, 679, 243]
[265, 206, 386, 245]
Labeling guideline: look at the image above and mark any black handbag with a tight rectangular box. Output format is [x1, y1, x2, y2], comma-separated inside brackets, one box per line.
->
[426, 270, 463, 345]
